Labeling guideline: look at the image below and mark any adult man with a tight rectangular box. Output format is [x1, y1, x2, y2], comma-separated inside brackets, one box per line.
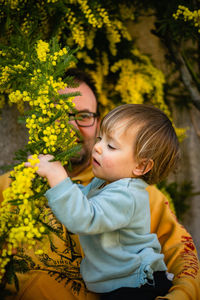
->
[0, 69, 200, 300]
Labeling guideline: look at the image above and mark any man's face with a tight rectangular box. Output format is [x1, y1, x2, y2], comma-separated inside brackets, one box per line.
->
[59, 82, 99, 173]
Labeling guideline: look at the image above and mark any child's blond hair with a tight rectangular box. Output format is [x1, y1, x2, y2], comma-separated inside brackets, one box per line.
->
[101, 104, 180, 185]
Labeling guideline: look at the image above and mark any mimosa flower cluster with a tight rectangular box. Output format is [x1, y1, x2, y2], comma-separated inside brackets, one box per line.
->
[173, 5, 200, 33]
[0, 38, 79, 282]
[87, 49, 168, 116]
[0, 0, 135, 113]
[0, 156, 47, 280]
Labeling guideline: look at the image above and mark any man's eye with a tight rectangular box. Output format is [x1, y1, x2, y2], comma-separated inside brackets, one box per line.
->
[78, 113, 91, 119]
[108, 144, 115, 150]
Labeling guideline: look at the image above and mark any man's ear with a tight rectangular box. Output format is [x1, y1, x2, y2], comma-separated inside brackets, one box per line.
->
[132, 159, 154, 176]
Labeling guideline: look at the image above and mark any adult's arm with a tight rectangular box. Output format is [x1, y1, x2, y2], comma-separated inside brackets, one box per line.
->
[147, 185, 200, 300]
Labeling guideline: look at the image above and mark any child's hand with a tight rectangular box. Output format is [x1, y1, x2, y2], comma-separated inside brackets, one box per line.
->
[25, 154, 56, 177]
[25, 154, 68, 187]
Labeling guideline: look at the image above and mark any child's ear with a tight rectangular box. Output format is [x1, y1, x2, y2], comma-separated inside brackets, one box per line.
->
[132, 159, 154, 176]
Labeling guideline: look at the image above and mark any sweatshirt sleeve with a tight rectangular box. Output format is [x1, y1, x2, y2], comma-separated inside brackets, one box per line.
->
[147, 185, 200, 300]
[45, 178, 135, 235]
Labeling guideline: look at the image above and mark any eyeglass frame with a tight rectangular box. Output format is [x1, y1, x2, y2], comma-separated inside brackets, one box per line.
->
[68, 110, 99, 127]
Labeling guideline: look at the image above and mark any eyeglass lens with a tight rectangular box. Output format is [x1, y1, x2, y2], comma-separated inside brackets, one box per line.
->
[70, 112, 96, 127]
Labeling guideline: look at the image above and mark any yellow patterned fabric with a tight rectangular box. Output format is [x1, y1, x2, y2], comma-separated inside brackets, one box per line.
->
[0, 167, 199, 300]
[147, 185, 200, 299]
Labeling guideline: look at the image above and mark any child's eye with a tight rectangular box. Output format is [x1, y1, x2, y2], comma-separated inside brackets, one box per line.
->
[108, 144, 116, 150]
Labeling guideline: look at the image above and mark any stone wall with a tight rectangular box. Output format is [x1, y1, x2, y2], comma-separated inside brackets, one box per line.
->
[171, 105, 200, 255]
[0, 105, 28, 173]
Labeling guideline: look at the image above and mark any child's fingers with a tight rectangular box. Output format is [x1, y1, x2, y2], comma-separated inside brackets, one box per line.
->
[24, 161, 31, 167]
[24, 154, 36, 167]
[38, 154, 54, 161]
[24, 154, 40, 168]
[24, 154, 54, 168]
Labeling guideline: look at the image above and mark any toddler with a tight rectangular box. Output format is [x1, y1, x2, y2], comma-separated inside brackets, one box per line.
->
[26, 104, 179, 299]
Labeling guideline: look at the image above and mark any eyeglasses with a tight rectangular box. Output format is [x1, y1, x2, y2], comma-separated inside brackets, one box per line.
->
[68, 111, 99, 127]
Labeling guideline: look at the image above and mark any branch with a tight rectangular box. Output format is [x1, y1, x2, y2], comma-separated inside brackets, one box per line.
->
[170, 42, 200, 111]
[189, 108, 200, 139]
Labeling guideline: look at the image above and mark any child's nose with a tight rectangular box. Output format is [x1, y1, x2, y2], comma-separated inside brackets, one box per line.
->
[94, 143, 102, 154]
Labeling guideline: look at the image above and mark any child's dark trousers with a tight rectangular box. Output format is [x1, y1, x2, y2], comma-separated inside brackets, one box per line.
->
[100, 271, 172, 300]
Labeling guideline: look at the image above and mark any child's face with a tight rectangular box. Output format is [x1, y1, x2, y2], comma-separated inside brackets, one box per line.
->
[92, 123, 139, 182]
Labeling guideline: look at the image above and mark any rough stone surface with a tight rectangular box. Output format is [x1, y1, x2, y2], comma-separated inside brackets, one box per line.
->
[171, 106, 200, 256]
[0, 104, 28, 174]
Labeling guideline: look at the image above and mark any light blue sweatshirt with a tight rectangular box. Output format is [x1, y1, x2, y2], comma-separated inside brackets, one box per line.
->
[45, 177, 167, 293]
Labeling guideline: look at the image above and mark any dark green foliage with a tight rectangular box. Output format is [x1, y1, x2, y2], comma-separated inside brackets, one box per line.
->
[157, 180, 199, 221]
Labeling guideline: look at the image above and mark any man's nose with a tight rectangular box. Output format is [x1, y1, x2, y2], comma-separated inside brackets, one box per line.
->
[68, 119, 79, 130]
